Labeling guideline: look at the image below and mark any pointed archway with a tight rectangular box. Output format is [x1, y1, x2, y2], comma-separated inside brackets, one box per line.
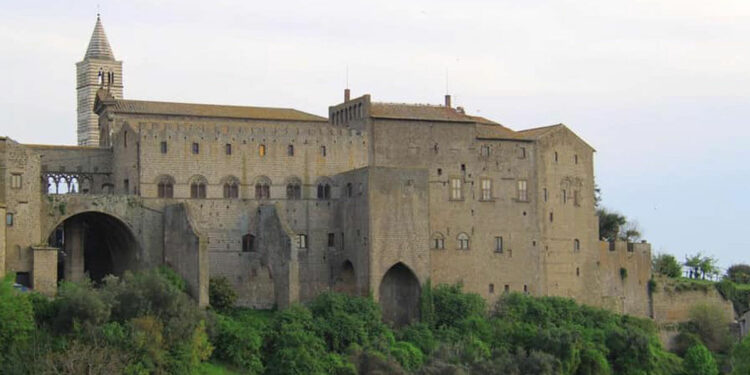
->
[379, 262, 420, 327]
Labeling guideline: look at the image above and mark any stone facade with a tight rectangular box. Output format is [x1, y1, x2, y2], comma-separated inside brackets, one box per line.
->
[0, 16, 659, 323]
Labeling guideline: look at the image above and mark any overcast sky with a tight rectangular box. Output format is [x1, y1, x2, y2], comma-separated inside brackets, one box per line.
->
[1, 0, 748, 269]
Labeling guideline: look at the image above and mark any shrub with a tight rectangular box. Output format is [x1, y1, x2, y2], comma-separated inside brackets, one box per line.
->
[211, 313, 264, 373]
[653, 254, 682, 278]
[398, 322, 437, 355]
[158, 265, 187, 292]
[731, 335, 750, 375]
[264, 305, 332, 375]
[685, 303, 732, 354]
[0, 273, 35, 367]
[683, 344, 718, 375]
[726, 264, 750, 285]
[308, 292, 391, 353]
[209, 276, 237, 311]
[391, 341, 425, 371]
[431, 284, 486, 330]
[52, 279, 112, 332]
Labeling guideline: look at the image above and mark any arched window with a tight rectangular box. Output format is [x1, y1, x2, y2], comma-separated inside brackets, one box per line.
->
[242, 234, 255, 252]
[254, 176, 271, 199]
[457, 233, 470, 250]
[156, 175, 175, 198]
[432, 233, 445, 249]
[189, 175, 207, 199]
[259, 144, 266, 157]
[286, 177, 301, 200]
[317, 179, 332, 200]
[222, 176, 240, 199]
[574, 239, 580, 252]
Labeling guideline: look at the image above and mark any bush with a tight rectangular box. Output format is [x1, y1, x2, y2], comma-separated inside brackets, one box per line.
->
[653, 254, 682, 278]
[683, 344, 718, 375]
[398, 322, 437, 355]
[685, 303, 732, 354]
[308, 292, 391, 353]
[53, 279, 112, 332]
[726, 264, 750, 284]
[211, 313, 264, 373]
[431, 284, 486, 330]
[158, 265, 188, 292]
[731, 335, 750, 375]
[0, 273, 35, 368]
[264, 305, 332, 375]
[391, 341, 425, 371]
[209, 276, 237, 311]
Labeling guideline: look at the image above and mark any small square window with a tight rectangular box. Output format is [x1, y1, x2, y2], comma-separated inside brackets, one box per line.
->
[6, 213, 14, 227]
[226, 143, 232, 155]
[192, 143, 200, 154]
[10, 174, 22, 189]
[160, 141, 168, 154]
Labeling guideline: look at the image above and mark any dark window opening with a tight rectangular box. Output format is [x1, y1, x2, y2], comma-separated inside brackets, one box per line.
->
[286, 183, 301, 200]
[226, 144, 232, 155]
[223, 182, 239, 199]
[495, 236, 503, 253]
[123, 179, 130, 194]
[191, 182, 207, 199]
[574, 239, 580, 252]
[255, 183, 270, 199]
[288, 144, 294, 156]
[317, 184, 331, 200]
[158, 181, 174, 198]
[192, 143, 200, 154]
[160, 141, 168, 154]
[549, 212, 554, 222]
[328, 233, 335, 247]
[123, 131, 128, 148]
[242, 234, 255, 252]
[320, 146, 327, 157]
[6, 213, 14, 227]
[504, 284, 510, 293]
[437, 168, 442, 176]
[489, 283, 495, 294]
[346, 183, 353, 197]
[15, 272, 31, 288]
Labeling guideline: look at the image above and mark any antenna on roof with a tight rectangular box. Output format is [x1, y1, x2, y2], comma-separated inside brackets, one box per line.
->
[97, 3, 100, 18]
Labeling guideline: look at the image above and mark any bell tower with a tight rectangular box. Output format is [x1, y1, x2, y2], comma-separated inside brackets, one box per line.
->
[76, 14, 123, 146]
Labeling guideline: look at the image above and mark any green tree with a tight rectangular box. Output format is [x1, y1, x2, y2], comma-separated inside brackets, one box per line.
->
[726, 264, 750, 284]
[0, 274, 35, 369]
[209, 276, 237, 311]
[683, 344, 718, 375]
[653, 254, 682, 278]
[685, 304, 731, 354]
[699, 255, 719, 281]
[731, 335, 750, 375]
[618, 221, 642, 242]
[685, 253, 704, 279]
[597, 208, 627, 242]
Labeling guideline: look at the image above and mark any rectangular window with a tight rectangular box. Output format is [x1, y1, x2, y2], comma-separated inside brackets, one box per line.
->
[6, 213, 13, 227]
[574, 190, 580, 206]
[519, 147, 526, 159]
[517, 180, 527, 201]
[504, 284, 510, 293]
[320, 146, 327, 157]
[10, 173, 22, 189]
[562, 189, 567, 204]
[574, 154, 579, 164]
[297, 234, 307, 249]
[259, 144, 266, 157]
[123, 179, 130, 194]
[226, 144, 232, 155]
[543, 188, 548, 202]
[160, 141, 168, 154]
[192, 142, 200, 154]
[495, 236, 503, 253]
[450, 178, 462, 200]
[288, 144, 294, 156]
[328, 233, 335, 247]
[489, 284, 495, 294]
[480, 145, 490, 157]
[550, 212, 554, 222]
[123, 131, 128, 148]
[481, 178, 492, 201]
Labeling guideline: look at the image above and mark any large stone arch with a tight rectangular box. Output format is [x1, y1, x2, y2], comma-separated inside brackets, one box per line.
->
[47, 210, 141, 283]
[379, 262, 421, 327]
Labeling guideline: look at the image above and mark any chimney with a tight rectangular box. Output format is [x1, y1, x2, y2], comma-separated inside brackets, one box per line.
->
[344, 88, 351, 102]
[444, 94, 451, 108]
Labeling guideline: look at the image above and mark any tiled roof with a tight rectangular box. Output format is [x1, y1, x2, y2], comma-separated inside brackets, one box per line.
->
[516, 124, 565, 139]
[84, 16, 115, 60]
[106, 98, 328, 122]
[475, 124, 529, 141]
[370, 103, 476, 123]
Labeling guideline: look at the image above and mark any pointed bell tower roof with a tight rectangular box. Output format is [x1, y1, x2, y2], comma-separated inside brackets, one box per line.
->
[84, 14, 115, 60]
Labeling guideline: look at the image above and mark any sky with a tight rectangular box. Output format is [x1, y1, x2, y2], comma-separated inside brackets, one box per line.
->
[0, 0, 748, 269]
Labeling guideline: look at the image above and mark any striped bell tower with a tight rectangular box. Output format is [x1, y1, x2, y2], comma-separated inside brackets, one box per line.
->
[76, 14, 123, 146]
